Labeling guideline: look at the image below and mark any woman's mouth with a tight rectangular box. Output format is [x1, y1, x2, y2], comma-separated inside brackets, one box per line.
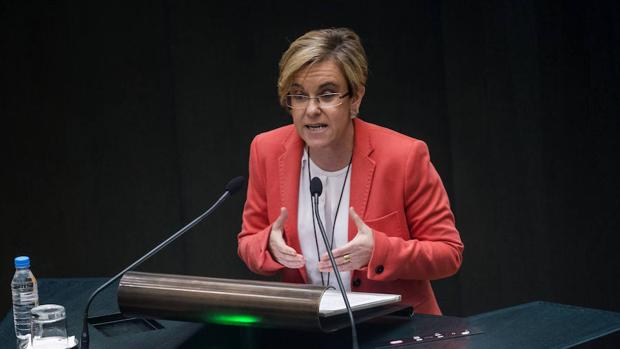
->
[305, 124, 327, 133]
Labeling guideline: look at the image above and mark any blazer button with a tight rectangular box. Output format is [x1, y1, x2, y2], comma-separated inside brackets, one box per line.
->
[375, 265, 384, 274]
[352, 278, 361, 287]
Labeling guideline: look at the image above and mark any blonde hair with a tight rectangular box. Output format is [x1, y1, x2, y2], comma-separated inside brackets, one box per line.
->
[278, 28, 368, 108]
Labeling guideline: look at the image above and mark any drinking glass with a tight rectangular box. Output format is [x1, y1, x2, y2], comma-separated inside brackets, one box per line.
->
[30, 304, 69, 348]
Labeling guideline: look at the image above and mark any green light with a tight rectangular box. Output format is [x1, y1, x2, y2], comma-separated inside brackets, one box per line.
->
[205, 313, 261, 326]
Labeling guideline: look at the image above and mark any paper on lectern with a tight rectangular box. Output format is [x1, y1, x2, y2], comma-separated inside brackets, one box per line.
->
[319, 290, 401, 316]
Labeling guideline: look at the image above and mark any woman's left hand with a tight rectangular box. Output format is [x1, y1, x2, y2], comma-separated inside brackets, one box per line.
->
[318, 207, 374, 272]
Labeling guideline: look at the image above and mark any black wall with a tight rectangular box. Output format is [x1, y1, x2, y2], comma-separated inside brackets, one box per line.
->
[2, 1, 619, 318]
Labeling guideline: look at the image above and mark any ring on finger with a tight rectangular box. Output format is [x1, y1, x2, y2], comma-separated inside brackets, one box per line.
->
[343, 254, 351, 263]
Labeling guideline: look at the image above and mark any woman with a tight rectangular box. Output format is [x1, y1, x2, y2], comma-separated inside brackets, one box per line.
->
[237, 28, 463, 315]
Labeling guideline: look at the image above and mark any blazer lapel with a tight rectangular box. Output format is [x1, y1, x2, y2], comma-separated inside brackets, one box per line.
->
[277, 128, 308, 282]
[349, 118, 376, 241]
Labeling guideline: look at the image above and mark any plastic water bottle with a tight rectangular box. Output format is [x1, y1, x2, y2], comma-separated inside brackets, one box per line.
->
[11, 256, 39, 341]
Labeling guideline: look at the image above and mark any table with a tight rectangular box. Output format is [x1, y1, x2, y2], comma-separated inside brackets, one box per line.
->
[2, 278, 619, 348]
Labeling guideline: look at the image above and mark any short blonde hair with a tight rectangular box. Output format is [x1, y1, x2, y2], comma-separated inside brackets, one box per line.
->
[278, 28, 368, 108]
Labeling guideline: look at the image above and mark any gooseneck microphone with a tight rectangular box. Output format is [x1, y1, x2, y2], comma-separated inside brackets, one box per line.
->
[310, 177, 359, 349]
[80, 176, 245, 349]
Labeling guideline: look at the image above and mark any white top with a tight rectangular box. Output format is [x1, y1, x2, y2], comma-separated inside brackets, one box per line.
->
[297, 149, 351, 292]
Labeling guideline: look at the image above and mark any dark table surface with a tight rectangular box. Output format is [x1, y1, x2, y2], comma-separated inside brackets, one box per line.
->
[2, 278, 620, 348]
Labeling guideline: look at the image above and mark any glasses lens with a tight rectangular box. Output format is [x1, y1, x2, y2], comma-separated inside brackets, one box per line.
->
[286, 92, 347, 109]
[318, 93, 341, 107]
[287, 95, 307, 109]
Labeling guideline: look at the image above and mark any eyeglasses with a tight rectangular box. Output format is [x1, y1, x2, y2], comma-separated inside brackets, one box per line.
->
[286, 92, 351, 109]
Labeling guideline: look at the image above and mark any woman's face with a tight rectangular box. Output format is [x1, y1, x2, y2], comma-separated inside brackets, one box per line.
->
[289, 59, 364, 153]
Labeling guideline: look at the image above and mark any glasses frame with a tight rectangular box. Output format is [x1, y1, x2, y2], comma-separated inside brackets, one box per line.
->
[286, 91, 351, 110]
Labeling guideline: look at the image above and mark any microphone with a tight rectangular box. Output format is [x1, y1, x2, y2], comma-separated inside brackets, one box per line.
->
[225, 176, 245, 194]
[309, 176, 323, 197]
[310, 177, 359, 349]
[80, 176, 245, 349]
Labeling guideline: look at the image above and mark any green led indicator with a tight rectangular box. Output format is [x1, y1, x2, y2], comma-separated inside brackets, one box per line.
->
[205, 313, 261, 326]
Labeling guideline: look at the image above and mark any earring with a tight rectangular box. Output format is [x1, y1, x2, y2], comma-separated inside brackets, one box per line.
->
[350, 110, 358, 119]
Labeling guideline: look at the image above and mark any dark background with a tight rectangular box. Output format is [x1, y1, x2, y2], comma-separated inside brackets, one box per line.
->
[1, 0, 619, 319]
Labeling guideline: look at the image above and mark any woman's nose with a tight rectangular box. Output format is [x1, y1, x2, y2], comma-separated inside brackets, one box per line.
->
[305, 97, 322, 116]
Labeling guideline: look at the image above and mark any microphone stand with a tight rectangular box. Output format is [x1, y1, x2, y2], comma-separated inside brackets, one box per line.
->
[80, 177, 244, 349]
[312, 192, 359, 349]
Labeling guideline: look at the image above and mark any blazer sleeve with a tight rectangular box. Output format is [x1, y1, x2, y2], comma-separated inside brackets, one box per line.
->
[237, 136, 285, 275]
[366, 141, 464, 281]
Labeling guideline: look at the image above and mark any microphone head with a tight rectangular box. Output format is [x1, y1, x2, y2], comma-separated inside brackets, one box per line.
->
[225, 176, 245, 194]
[310, 177, 323, 197]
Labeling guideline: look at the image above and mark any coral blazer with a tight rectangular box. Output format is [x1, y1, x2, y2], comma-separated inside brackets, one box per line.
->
[237, 118, 463, 315]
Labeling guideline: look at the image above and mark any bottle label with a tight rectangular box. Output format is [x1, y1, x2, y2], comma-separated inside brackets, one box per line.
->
[19, 291, 36, 303]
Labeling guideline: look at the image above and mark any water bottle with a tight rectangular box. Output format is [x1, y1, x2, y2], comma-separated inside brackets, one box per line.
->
[11, 256, 39, 341]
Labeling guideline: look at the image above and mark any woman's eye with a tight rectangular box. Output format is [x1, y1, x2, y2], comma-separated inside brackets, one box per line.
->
[319, 94, 337, 102]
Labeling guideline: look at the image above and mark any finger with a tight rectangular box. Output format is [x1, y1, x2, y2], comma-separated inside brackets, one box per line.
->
[283, 261, 305, 269]
[277, 253, 305, 268]
[318, 259, 354, 272]
[273, 243, 304, 261]
[272, 207, 289, 230]
[279, 243, 300, 257]
[326, 263, 355, 272]
[318, 261, 339, 271]
[269, 229, 287, 249]
[349, 207, 365, 229]
[270, 236, 300, 261]
[320, 245, 352, 262]
[279, 255, 305, 266]
[318, 253, 353, 270]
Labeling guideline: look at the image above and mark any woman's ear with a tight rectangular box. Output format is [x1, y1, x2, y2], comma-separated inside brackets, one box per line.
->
[351, 85, 366, 116]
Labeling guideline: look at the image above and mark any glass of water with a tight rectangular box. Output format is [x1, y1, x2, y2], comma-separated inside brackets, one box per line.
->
[30, 304, 70, 348]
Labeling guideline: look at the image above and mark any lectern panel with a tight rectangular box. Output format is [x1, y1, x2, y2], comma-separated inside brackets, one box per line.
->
[118, 271, 328, 330]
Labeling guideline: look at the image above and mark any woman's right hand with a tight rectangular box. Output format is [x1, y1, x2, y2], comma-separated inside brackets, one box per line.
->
[268, 207, 305, 268]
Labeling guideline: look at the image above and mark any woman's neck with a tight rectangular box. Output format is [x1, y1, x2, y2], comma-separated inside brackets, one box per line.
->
[308, 133, 354, 171]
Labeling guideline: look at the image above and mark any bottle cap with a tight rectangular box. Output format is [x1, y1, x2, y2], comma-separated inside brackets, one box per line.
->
[14, 256, 30, 269]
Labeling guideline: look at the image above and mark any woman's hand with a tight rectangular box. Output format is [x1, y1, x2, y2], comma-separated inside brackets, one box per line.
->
[268, 207, 305, 268]
[318, 207, 374, 272]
